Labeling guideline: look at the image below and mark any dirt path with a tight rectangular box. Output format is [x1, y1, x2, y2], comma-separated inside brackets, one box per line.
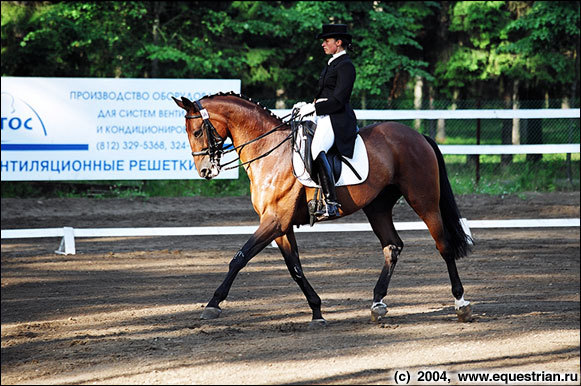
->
[1, 192, 579, 384]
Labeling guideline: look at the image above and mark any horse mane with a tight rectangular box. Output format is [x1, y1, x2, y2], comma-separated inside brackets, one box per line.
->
[200, 91, 284, 123]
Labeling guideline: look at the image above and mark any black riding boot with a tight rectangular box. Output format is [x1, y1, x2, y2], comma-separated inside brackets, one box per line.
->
[314, 152, 340, 219]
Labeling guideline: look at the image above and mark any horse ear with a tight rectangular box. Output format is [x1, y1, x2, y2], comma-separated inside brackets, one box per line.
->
[172, 96, 185, 109]
[181, 96, 195, 109]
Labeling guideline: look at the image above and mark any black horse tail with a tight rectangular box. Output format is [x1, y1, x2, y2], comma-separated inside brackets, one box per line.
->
[423, 135, 473, 259]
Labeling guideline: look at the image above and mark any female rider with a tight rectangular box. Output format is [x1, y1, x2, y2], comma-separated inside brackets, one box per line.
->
[297, 23, 358, 219]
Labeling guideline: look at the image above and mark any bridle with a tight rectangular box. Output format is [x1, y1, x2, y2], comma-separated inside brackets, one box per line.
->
[184, 98, 295, 172]
[185, 99, 226, 170]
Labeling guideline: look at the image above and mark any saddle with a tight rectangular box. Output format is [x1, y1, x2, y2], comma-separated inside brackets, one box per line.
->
[296, 120, 362, 183]
[292, 119, 369, 225]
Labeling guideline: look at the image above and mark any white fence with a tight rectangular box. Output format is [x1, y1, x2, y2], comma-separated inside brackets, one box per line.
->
[2, 219, 579, 255]
[275, 108, 581, 155]
[274, 108, 580, 120]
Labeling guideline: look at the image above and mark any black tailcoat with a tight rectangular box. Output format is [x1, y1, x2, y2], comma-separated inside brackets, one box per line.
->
[314, 54, 358, 158]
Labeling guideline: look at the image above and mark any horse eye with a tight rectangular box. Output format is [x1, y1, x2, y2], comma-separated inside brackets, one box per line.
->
[193, 129, 203, 138]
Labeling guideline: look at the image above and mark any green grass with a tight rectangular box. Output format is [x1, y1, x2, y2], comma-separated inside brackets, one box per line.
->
[444, 157, 580, 195]
[397, 118, 581, 145]
[1, 171, 252, 199]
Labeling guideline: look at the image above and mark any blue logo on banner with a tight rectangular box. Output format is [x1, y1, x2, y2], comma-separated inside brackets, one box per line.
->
[1, 92, 88, 151]
[1, 92, 47, 135]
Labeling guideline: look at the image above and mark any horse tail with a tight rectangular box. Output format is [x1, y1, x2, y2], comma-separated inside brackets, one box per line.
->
[423, 135, 473, 259]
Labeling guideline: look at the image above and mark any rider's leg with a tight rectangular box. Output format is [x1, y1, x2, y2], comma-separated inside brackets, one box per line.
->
[314, 152, 340, 218]
[311, 115, 340, 218]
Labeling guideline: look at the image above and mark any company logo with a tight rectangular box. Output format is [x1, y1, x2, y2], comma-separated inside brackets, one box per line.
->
[1, 92, 47, 139]
[1, 92, 88, 151]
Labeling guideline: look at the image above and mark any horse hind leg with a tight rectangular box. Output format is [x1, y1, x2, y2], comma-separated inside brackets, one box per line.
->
[370, 245, 401, 322]
[363, 191, 404, 323]
[445, 253, 473, 322]
[420, 210, 473, 322]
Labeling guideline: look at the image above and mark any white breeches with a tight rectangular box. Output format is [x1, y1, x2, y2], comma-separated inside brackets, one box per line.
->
[310, 115, 334, 159]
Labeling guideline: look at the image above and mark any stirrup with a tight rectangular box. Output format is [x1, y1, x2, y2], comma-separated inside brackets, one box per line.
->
[315, 201, 341, 219]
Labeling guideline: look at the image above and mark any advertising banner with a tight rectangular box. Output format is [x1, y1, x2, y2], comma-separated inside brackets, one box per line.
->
[1, 77, 240, 181]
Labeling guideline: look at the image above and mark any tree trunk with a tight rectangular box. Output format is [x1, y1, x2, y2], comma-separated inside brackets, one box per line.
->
[524, 83, 543, 163]
[565, 38, 579, 185]
[467, 84, 482, 168]
[512, 79, 520, 145]
[414, 76, 423, 131]
[436, 113, 446, 143]
[501, 76, 513, 165]
[428, 84, 436, 139]
[275, 88, 286, 109]
[360, 91, 368, 128]
[151, 2, 164, 78]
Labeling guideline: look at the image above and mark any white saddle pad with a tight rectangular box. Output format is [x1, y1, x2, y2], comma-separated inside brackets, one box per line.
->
[292, 127, 369, 188]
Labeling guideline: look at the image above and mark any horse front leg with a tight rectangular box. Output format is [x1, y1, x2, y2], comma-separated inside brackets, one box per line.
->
[201, 217, 281, 320]
[275, 229, 326, 327]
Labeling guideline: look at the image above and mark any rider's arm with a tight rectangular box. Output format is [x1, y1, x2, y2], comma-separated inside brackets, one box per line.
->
[314, 61, 355, 115]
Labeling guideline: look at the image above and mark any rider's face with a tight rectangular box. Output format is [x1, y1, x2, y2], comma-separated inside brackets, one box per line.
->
[321, 38, 342, 55]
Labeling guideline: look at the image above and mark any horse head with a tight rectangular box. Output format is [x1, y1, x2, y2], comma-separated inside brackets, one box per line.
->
[172, 95, 227, 179]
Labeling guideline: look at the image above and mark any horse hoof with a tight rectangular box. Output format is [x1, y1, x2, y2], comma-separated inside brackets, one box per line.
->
[456, 304, 473, 322]
[371, 303, 388, 323]
[308, 318, 327, 328]
[200, 307, 222, 320]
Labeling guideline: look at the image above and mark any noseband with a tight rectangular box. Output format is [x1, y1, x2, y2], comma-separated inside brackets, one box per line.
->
[185, 99, 225, 168]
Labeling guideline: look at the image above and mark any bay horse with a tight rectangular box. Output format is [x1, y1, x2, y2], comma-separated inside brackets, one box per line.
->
[172, 92, 473, 326]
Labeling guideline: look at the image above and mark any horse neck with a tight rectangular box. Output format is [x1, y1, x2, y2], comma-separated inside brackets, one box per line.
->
[214, 98, 289, 163]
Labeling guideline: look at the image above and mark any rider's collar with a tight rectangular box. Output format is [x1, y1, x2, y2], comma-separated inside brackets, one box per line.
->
[328, 50, 347, 65]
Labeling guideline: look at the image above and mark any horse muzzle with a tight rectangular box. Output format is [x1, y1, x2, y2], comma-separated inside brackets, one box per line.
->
[199, 163, 221, 180]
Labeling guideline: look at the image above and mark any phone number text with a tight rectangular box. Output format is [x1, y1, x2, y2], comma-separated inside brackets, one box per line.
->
[96, 141, 188, 151]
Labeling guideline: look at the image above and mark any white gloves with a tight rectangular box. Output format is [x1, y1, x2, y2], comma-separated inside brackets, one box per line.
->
[293, 101, 307, 110]
[292, 101, 316, 121]
[298, 102, 316, 120]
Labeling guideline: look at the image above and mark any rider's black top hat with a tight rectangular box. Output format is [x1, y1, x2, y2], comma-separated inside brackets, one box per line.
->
[317, 24, 352, 42]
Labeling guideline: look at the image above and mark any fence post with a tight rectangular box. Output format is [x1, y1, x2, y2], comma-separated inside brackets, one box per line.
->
[476, 99, 481, 184]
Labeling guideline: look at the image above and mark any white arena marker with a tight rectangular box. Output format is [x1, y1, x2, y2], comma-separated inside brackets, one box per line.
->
[54, 227, 75, 255]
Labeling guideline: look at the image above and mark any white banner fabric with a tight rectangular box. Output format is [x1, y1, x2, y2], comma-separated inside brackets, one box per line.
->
[1, 77, 241, 181]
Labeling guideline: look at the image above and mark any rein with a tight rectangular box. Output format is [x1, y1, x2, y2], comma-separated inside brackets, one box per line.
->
[220, 118, 294, 170]
[185, 98, 296, 171]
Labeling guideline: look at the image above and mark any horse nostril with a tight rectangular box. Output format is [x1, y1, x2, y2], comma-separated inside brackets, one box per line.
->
[200, 168, 214, 180]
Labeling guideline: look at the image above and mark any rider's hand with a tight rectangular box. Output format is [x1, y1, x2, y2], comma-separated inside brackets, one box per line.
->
[298, 103, 316, 120]
[293, 101, 307, 110]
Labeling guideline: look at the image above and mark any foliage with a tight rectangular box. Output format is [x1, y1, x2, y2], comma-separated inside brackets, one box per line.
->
[2, 1, 578, 100]
[435, 1, 579, 96]
[352, 2, 434, 99]
[1, 1, 451, 100]
[501, 1, 580, 85]
[1, 1, 579, 197]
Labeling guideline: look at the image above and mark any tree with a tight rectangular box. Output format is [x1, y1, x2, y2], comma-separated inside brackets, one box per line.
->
[503, 1, 580, 161]
[1, 2, 150, 77]
[2, 1, 578, 109]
